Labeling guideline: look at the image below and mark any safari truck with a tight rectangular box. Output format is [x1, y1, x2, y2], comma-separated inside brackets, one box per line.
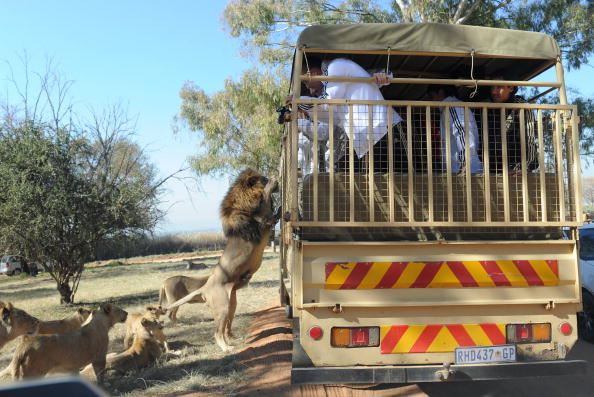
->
[278, 23, 587, 383]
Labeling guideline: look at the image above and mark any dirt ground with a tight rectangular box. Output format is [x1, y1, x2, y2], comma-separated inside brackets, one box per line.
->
[218, 304, 594, 397]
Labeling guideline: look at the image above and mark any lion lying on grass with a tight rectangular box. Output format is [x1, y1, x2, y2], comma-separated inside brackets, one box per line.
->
[4, 303, 127, 381]
[159, 275, 209, 324]
[169, 169, 279, 351]
[37, 307, 92, 335]
[123, 305, 168, 350]
[81, 317, 166, 379]
[0, 302, 39, 351]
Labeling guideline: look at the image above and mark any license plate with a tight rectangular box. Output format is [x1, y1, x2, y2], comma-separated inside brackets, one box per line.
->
[455, 345, 516, 365]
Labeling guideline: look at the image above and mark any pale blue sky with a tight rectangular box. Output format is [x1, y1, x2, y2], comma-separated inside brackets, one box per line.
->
[0, 1, 592, 233]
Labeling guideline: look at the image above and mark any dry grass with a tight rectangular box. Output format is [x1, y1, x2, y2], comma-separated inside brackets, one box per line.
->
[0, 251, 281, 396]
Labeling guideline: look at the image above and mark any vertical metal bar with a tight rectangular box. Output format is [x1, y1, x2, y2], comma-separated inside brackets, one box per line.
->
[519, 109, 529, 222]
[501, 108, 510, 222]
[329, 105, 335, 223]
[565, 113, 575, 219]
[349, 104, 355, 222]
[313, 104, 319, 222]
[572, 111, 583, 221]
[554, 111, 565, 221]
[388, 107, 394, 222]
[537, 109, 547, 222]
[368, 104, 375, 222]
[464, 107, 472, 222]
[290, 49, 303, 223]
[482, 107, 491, 223]
[445, 106, 453, 222]
[425, 106, 434, 221]
[407, 105, 414, 221]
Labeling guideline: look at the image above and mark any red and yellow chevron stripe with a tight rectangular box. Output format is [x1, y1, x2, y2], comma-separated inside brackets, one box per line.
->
[380, 323, 506, 354]
[325, 260, 558, 290]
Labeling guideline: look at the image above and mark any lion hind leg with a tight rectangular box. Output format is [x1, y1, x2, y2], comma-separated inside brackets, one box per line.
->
[225, 288, 237, 340]
[207, 284, 233, 352]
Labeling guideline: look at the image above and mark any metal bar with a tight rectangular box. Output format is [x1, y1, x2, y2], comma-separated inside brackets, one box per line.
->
[554, 111, 565, 221]
[290, 48, 303, 222]
[297, 98, 574, 111]
[482, 107, 491, 223]
[501, 109, 510, 222]
[329, 105, 335, 223]
[407, 105, 414, 221]
[294, 220, 583, 227]
[464, 108, 472, 222]
[388, 108, 394, 222]
[565, 114, 574, 220]
[537, 109, 547, 222]
[368, 104, 374, 222]
[349, 105, 355, 222]
[519, 109, 529, 222]
[445, 106, 453, 222]
[313, 104, 318, 222]
[572, 113, 583, 221]
[300, 75, 562, 88]
[425, 106, 434, 222]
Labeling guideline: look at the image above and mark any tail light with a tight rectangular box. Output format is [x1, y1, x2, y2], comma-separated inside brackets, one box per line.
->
[506, 323, 551, 343]
[331, 327, 380, 347]
[559, 322, 572, 336]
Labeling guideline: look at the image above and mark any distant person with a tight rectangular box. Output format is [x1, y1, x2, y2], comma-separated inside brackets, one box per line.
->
[485, 72, 538, 174]
[427, 85, 483, 174]
[287, 57, 407, 173]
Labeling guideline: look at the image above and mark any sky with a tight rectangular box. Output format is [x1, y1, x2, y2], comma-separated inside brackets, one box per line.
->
[0, 1, 592, 234]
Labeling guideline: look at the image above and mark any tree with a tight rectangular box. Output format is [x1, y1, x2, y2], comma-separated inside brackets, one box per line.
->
[0, 60, 169, 303]
[177, 0, 593, 178]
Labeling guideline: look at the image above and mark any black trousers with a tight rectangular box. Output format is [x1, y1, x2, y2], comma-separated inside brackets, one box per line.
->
[335, 124, 408, 173]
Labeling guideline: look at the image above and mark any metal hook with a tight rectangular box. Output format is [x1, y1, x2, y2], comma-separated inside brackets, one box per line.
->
[469, 49, 478, 99]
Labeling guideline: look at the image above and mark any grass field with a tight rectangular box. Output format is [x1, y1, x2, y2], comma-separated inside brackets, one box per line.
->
[0, 251, 281, 396]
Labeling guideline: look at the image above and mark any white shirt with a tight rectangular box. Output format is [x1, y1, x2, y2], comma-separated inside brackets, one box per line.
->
[300, 58, 402, 158]
[440, 96, 483, 174]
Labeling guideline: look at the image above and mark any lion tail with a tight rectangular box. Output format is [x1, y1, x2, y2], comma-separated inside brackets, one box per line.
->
[168, 287, 205, 310]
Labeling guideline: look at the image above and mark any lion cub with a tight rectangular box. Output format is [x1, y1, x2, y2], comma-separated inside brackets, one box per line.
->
[82, 318, 166, 378]
[123, 305, 167, 349]
[0, 302, 39, 351]
[37, 307, 92, 335]
[7, 303, 127, 381]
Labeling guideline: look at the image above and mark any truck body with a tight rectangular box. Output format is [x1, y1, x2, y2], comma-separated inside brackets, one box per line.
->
[279, 23, 586, 383]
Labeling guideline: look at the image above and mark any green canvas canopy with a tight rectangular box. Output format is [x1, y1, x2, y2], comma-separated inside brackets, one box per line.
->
[294, 23, 561, 100]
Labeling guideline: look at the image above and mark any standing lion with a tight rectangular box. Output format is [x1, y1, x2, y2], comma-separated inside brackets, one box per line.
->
[168, 169, 279, 351]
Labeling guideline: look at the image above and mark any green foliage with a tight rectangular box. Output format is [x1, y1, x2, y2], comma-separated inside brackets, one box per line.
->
[0, 119, 164, 303]
[178, 0, 594, 178]
[177, 67, 287, 177]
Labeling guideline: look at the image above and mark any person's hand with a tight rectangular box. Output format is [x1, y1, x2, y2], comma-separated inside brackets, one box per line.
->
[285, 95, 293, 105]
[509, 169, 523, 176]
[373, 72, 392, 87]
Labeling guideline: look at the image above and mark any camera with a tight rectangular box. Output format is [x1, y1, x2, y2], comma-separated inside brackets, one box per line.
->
[276, 105, 291, 124]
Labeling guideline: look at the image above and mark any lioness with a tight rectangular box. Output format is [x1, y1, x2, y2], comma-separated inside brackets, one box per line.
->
[81, 318, 166, 378]
[158, 275, 209, 324]
[6, 303, 127, 381]
[0, 302, 39, 351]
[169, 169, 279, 351]
[123, 305, 167, 349]
[37, 307, 92, 335]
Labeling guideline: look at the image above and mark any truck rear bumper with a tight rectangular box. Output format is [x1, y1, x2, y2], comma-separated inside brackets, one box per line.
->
[291, 360, 587, 384]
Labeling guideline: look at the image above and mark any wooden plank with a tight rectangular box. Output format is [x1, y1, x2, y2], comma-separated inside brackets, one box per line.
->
[537, 109, 547, 222]
[445, 106, 453, 222]
[501, 109, 510, 223]
[329, 105, 335, 223]
[368, 104, 374, 222]
[425, 106, 434, 222]
[519, 109, 529, 222]
[482, 107, 491, 223]
[407, 105, 414, 221]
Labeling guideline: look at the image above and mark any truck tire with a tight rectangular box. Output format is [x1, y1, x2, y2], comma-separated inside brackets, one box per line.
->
[13, 268, 21, 276]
